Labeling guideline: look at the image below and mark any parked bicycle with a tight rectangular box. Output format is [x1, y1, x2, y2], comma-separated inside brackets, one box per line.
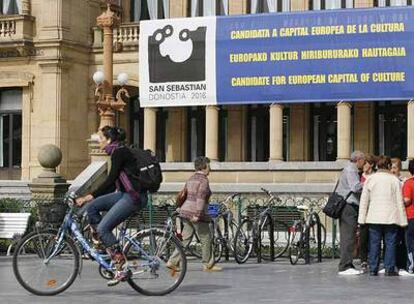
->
[12, 192, 187, 296]
[212, 193, 242, 262]
[288, 200, 325, 265]
[233, 188, 290, 264]
[157, 194, 240, 263]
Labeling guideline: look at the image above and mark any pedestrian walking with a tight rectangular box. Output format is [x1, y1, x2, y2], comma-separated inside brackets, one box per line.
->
[167, 156, 222, 272]
[337, 151, 365, 275]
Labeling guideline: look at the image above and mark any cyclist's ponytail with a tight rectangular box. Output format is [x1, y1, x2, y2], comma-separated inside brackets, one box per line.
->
[101, 126, 126, 144]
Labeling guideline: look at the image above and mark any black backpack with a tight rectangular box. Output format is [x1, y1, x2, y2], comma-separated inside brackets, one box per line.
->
[128, 147, 163, 193]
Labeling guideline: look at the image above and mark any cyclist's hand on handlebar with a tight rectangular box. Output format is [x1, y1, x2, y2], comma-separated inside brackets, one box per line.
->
[75, 194, 94, 207]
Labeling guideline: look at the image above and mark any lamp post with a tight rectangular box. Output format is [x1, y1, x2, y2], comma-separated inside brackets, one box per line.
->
[93, 2, 129, 130]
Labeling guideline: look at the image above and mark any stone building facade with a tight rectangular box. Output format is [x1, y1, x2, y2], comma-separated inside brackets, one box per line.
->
[0, 0, 413, 196]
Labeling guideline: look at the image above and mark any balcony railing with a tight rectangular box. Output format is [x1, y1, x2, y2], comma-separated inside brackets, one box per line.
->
[0, 15, 34, 42]
[114, 23, 139, 45]
[93, 22, 139, 51]
[0, 19, 16, 37]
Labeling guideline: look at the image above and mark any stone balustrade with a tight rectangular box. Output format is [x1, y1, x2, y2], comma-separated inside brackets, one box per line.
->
[114, 23, 139, 45]
[0, 18, 17, 37]
[93, 22, 139, 50]
[0, 15, 34, 42]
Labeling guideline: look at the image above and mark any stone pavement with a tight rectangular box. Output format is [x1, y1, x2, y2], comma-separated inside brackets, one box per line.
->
[1, 256, 414, 304]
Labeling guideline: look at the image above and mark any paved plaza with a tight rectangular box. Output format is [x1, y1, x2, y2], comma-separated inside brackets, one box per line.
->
[1, 256, 414, 304]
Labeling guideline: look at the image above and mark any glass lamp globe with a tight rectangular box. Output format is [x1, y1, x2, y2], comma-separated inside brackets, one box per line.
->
[93, 71, 104, 85]
[117, 73, 128, 86]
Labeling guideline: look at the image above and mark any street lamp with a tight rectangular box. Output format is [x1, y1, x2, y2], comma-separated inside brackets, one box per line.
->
[93, 70, 130, 130]
[93, 2, 130, 130]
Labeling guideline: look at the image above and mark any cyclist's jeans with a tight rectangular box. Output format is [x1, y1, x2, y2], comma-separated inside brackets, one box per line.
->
[86, 192, 145, 248]
[169, 220, 215, 267]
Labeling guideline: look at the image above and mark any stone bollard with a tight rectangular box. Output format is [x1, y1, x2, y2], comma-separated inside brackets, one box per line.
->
[29, 144, 69, 227]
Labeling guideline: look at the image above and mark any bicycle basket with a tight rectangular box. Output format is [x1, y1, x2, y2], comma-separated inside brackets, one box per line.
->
[37, 200, 68, 224]
[207, 203, 220, 218]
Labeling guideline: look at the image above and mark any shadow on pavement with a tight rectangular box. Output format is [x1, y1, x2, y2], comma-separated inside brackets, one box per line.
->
[177, 284, 231, 295]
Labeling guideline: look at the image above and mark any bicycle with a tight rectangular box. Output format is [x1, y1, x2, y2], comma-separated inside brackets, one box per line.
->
[157, 202, 224, 261]
[288, 200, 326, 265]
[233, 188, 290, 264]
[211, 193, 241, 262]
[12, 192, 187, 296]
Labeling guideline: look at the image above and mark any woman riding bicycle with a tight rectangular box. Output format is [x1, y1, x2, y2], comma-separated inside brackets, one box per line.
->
[75, 126, 147, 286]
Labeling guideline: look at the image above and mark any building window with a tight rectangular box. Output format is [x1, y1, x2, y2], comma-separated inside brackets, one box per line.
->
[376, 102, 407, 160]
[390, 0, 407, 5]
[190, 0, 228, 16]
[310, 0, 352, 9]
[0, 88, 22, 179]
[187, 107, 205, 161]
[250, 0, 290, 13]
[311, 103, 337, 161]
[0, 0, 21, 15]
[129, 96, 144, 149]
[130, 0, 167, 22]
[247, 105, 269, 162]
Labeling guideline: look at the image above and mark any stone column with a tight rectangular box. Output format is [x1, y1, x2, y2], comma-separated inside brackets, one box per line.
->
[29, 145, 70, 227]
[144, 108, 157, 151]
[21, 0, 30, 15]
[165, 108, 187, 162]
[337, 102, 352, 160]
[353, 102, 375, 154]
[407, 101, 414, 160]
[206, 105, 219, 161]
[269, 104, 284, 161]
[289, 104, 310, 161]
[96, 4, 120, 129]
[227, 106, 247, 161]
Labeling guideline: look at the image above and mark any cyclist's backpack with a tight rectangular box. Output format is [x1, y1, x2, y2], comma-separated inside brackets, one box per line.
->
[127, 146, 163, 193]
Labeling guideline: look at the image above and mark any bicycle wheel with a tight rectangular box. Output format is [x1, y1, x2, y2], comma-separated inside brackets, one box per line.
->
[227, 220, 239, 252]
[273, 220, 290, 259]
[124, 228, 187, 296]
[289, 226, 303, 265]
[13, 229, 80, 296]
[234, 219, 254, 264]
[259, 214, 274, 261]
[213, 220, 225, 263]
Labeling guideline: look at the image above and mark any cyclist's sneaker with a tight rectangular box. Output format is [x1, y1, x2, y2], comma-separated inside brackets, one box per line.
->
[107, 270, 129, 287]
[203, 264, 222, 272]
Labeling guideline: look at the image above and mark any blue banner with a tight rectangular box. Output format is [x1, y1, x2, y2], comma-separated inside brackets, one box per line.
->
[216, 6, 414, 104]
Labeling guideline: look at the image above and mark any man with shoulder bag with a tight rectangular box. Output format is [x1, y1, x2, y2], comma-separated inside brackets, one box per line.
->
[335, 151, 365, 275]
